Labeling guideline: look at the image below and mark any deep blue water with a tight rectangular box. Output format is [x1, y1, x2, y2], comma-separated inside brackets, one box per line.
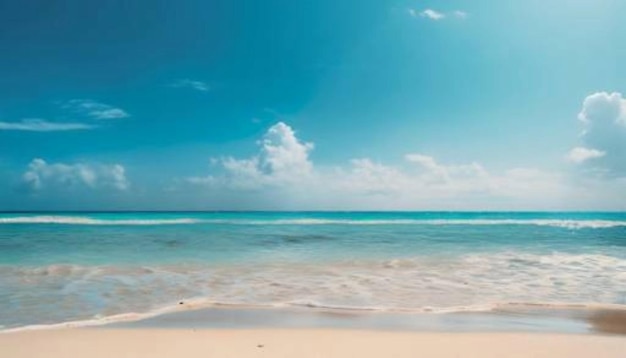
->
[0, 212, 625, 330]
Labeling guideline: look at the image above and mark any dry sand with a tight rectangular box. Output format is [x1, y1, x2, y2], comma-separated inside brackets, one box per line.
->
[1, 329, 625, 358]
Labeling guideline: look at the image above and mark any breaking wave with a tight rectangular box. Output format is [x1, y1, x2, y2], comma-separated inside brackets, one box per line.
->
[1, 215, 626, 228]
[2, 252, 625, 331]
[0, 216, 201, 225]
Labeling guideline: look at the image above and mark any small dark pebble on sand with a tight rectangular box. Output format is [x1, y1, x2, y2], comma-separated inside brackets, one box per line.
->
[257, 345, 264, 348]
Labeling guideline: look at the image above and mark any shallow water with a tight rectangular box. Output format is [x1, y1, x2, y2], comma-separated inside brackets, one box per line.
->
[112, 306, 595, 334]
[1, 212, 625, 330]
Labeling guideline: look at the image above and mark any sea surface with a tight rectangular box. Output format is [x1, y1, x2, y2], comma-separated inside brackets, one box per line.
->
[0, 212, 625, 331]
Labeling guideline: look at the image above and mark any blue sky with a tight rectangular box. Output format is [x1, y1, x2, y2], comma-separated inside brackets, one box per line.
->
[1, 0, 625, 210]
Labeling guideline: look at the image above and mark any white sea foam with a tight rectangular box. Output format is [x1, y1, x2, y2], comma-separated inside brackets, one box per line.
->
[2, 252, 625, 331]
[0, 216, 200, 225]
[256, 218, 626, 228]
[2, 298, 625, 334]
[282, 300, 498, 314]
[1, 215, 625, 228]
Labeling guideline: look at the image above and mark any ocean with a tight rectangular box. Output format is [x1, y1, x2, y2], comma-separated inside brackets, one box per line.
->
[1, 212, 625, 331]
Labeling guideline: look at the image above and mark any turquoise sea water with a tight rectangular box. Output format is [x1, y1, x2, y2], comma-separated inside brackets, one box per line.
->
[0, 212, 625, 330]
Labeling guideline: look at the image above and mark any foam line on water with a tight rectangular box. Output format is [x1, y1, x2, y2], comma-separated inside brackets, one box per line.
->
[2, 299, 625, 334]
[2, 252, 625, 331]
[1, 215, 626, 228]
[0, 216, 201, 225]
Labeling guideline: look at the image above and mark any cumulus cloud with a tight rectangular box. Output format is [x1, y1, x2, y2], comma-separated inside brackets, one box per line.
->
[64, 99, 130, 120]
[22, 159, 129, 192]
[0, 119, 94, 131]
[259, 122, 314, 178]
[569, 92, 626, 176]
[578, 92, 626, 125]
[566, 147, 605, 164]
[187, 122, 314, 189]
[408, 8, 467, 20]
[171, 79, 210, 92]
[186, 122, 570, 209]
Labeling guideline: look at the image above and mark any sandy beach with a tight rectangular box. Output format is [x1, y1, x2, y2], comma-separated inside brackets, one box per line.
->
[1, 328, 624, 358]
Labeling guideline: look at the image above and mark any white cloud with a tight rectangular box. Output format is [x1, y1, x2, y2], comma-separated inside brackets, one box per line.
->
[260, 122, 314, 178]
[65, 99, 130, 120]
[329, 156, 561, 207]
[578, 92, 626, 125]
[91, 108, 128, 120]
[185, 122, 574, 209]
[406, 153, 489, 186]
[187, 122, 314, 189]
[420, 9, 445, 20]
[566, 147, 605, 164]
[408, 9, 467, 21]
[22, 159, 129, 192]
[1, 100, 127, 132]
[171, 79, 210, 92]
[0, 119, 94, 131]
[569, 92, 626, 176]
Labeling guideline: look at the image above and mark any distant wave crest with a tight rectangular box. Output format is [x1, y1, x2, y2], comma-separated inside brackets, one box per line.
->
[1, 215, 626, 228]
[251, 218, 626, 229]
[0, 216, 200, 225]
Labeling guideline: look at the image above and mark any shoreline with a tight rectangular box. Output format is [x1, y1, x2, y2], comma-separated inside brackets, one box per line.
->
[3, 302, 626, 336]
[1, 329, 625, 358]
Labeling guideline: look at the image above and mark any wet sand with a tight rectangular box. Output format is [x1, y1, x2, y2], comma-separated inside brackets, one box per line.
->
[110, 304, 626, 336]
[590, 309, 626, 335]
[3, 305, 625, 357]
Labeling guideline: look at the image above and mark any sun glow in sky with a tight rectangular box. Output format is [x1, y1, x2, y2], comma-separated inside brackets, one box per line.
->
[1, 0, 625, 210]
